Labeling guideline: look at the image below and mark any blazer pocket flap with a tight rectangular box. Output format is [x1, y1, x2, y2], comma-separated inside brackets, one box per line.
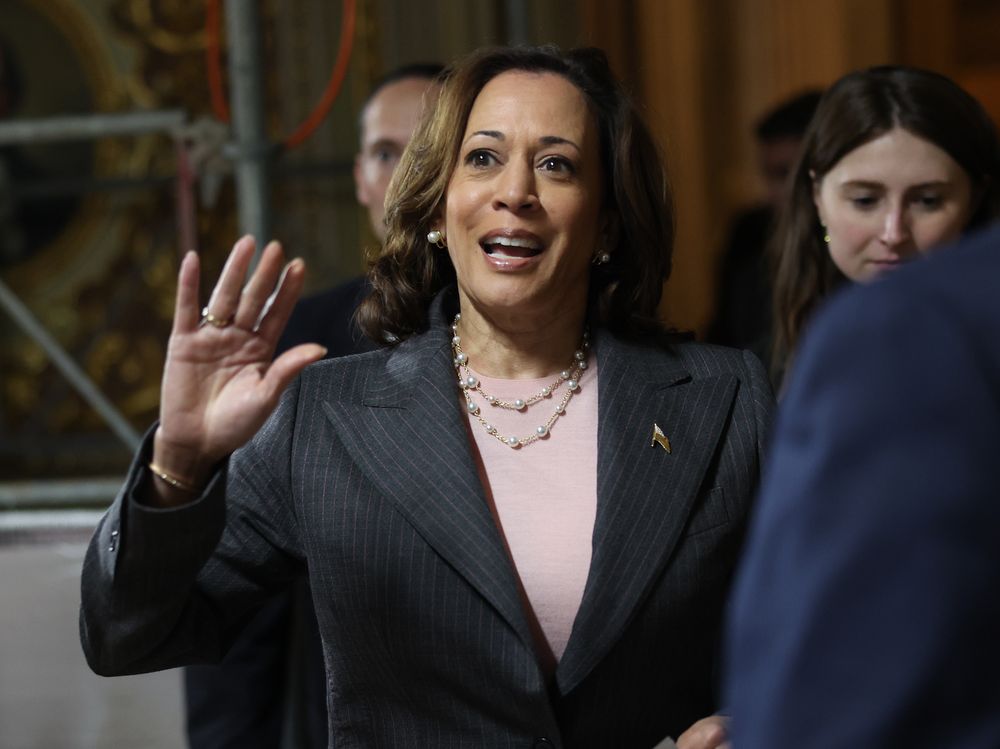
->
[685, 486, 729, 535]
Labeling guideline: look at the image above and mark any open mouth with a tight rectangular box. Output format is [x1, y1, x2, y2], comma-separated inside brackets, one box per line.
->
[480, 235, 544, 259]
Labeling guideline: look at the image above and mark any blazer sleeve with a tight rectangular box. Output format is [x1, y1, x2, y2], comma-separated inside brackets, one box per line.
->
[80, 380, 306, 677]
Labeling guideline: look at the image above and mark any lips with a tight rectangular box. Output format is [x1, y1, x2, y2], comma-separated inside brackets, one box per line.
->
[479, 232, 544, 259]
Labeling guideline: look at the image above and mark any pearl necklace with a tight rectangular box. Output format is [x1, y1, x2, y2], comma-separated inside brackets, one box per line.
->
[450, 313, 589, 449]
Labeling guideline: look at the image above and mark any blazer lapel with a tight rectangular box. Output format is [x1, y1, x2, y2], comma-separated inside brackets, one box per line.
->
[557, 333, 738, 694]
[321, 303, 535, 652]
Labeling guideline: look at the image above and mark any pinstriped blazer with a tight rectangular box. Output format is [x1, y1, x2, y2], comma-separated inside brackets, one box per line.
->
[81, 291, 773, 749]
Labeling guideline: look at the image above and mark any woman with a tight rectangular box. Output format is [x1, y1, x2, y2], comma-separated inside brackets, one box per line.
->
[771, 65, 1000, 376]
[81, 46, 771, 748]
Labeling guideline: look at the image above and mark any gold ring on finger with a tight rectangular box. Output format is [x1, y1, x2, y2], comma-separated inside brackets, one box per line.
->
[200, 306, 234, 328]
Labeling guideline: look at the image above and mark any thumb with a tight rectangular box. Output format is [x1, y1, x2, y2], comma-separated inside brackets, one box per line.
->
[260, 344, 328, 402]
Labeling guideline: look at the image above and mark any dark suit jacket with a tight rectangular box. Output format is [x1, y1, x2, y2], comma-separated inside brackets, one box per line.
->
[81, 291, 773, 748]
[276, 275, 374, 356]
[724, 223, 1000, 748]
[707, 205, 775, 362]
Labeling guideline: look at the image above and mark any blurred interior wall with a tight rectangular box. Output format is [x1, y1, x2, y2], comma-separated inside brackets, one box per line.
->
[896, 0, 1000, 127]
[580, 0, 895, 334]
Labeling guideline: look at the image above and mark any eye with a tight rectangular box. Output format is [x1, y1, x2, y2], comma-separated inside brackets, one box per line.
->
[539, 155, 575, 175]
[913, 192, 944, 210]
[465, 149, 498, 169]
[848, 194, 879, 210]
[367, 142, 402, 165]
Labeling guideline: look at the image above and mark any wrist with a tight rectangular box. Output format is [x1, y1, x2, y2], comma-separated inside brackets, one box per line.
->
[148, 461, 199, 493]
[151, 427, 215, 490]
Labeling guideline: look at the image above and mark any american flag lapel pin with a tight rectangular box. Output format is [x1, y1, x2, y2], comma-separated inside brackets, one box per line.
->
[650, 423, 671, 453]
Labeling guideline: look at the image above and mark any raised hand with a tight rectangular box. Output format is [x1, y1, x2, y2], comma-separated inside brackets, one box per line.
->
[148, 236, 327, 504]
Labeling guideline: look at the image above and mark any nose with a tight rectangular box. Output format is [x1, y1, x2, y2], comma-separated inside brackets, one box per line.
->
[491, 159, 539, 213]
[879, 205, 911, 247]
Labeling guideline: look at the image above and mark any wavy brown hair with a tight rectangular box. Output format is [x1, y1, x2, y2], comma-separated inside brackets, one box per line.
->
[356, 45, 674, 344]
[771, 65, 1000, 372]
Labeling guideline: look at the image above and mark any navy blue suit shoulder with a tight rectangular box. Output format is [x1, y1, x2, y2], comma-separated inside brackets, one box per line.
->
[725, 223, 1000, 749]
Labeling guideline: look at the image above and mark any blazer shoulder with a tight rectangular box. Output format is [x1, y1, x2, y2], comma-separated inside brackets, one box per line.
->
[297, 346, 391, 403]
[667, 341, 775, 446]
[597, 331, 769, 390]
[669, 340, 769, 383]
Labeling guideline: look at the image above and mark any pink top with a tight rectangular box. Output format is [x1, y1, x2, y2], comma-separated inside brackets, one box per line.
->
[462, 358, 599, 674]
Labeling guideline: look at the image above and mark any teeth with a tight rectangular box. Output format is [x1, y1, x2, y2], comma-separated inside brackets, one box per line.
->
[489, 249, 524, 259]
[484, 236, 541, 250]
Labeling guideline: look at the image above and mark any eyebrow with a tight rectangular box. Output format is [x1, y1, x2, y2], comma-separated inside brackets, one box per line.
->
[365, 137, 403, 151]
[465, 130, 582, 153]
[837, 180, 884, 190]
[839, 179, 951, 190]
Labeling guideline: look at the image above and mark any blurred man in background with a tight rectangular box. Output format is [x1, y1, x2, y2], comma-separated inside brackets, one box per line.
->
[706, 89, 822, 359]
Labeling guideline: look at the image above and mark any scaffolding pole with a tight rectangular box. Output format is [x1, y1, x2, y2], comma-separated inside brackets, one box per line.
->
[504, 0, 531, 45]
[225, 0, 272, 262]
[0, 279, 141, 452]
[0, 110, 186, 146]
[0, 478, 122, 510]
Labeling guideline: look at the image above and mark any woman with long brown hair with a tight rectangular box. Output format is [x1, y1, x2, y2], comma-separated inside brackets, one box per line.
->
[771, 65, 1000, 379]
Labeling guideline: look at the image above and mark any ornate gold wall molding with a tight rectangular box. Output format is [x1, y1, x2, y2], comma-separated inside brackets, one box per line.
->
[0, 0, 221, 478]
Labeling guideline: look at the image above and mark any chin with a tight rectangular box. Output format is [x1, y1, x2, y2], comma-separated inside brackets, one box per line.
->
[857, 264, 897, 283]
[463, 280, 557, 315]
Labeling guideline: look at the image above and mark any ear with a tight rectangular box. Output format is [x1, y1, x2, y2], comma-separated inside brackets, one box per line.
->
[353, 154, 368, 207]
[810, 169, 825, 225]
[600, 210, 620, 249]
[430, 200, 447, 234]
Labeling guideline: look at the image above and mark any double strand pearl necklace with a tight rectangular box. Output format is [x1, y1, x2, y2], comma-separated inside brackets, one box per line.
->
[450, 313, 589, 449]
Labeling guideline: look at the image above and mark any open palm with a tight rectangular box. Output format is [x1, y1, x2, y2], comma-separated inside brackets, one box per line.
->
[153, 236, 326, 489]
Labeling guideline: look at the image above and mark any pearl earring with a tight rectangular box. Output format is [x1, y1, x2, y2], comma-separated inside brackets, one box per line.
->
[427, 230, 446, 248]
[592, 252, 611, 265]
